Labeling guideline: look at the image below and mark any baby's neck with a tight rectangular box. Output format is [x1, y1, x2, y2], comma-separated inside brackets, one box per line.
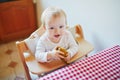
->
[50, 38, 60, 43]
[48, 37, 61, 43]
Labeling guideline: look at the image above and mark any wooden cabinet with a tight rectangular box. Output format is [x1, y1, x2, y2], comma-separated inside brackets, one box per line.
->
[0, 0, 37, 43]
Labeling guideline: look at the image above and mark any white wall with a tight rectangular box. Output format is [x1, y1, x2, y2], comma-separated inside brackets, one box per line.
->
[39, 0, 120, 55]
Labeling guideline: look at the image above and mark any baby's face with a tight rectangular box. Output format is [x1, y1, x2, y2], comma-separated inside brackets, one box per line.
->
[45, 16, 66, 43]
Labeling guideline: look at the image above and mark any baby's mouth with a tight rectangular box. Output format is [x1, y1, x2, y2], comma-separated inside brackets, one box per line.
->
[54, 34, 60, 38]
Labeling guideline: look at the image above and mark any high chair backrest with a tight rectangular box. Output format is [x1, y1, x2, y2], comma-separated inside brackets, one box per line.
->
[23, 24, 84, 55]
[16, 24, 93, 80]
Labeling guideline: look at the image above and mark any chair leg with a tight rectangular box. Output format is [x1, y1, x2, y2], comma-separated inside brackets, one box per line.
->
[25, 64, 31, 80]
[29, 72, 39, 80]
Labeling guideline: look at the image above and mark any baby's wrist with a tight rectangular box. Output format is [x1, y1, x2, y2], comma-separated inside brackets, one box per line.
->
[67, 51, 71, 58]
[47, 53, 52, 61]
[47, 50, 56, 61]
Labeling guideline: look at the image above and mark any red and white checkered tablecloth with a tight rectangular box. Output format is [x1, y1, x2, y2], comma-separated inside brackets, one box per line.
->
[39, 45, 120, 80]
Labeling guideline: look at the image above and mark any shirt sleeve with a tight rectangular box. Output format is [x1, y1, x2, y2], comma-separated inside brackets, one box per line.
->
[67, 31, 78, 58]
[35, 39, 48, 62]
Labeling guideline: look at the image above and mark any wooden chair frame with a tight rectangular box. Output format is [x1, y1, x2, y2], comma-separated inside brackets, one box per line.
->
[16, 24, 94, 80]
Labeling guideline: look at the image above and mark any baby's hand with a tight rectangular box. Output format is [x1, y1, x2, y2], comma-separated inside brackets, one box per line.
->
[47, 49, 64, 61]
[60, 52, 71, 62]
[55, 46, 71, 62]
[53, 50, 65, 59]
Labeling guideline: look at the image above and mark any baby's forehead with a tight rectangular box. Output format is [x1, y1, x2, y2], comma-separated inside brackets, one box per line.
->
[47, 23, 65, 28]
[47, 13, 65, 21]
[46, 16, 65, 23]
[52, 12, 65, 18]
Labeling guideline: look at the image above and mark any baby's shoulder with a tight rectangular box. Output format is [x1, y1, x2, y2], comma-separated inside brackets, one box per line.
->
[39, 33, 48, 41]
[64, 30, 72, 36]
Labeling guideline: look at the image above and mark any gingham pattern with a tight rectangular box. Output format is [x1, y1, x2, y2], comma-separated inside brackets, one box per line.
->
[39, 45, 120, 80]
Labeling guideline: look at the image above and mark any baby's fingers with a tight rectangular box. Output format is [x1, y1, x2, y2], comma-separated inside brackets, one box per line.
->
[55, 51, 65, 58]
[58, 54, 64, 59]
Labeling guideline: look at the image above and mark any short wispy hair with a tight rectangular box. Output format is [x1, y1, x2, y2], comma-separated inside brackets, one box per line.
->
[41, 7, 67, 27]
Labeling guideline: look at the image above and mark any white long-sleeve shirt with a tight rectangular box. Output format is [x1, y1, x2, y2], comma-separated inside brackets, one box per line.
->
[35, 30, 78, 62]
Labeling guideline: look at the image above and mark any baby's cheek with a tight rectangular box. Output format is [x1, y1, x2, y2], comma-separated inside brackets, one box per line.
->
[61, 30, 65, 35]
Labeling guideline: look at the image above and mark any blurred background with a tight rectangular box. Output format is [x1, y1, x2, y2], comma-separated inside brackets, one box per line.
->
[0, 0, 120, 79]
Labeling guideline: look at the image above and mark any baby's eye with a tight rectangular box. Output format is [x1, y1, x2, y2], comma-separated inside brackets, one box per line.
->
[59, 26, 63, 28]
[49, 27, 54, 29]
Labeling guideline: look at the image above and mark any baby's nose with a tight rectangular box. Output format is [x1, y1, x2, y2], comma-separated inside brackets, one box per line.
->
[55, 28, 60, 34]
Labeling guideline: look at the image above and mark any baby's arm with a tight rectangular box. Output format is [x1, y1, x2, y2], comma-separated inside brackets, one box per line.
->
[35, 40, 64, 62]
[35, 40, 48, 62]
[67, 31, 78, 58]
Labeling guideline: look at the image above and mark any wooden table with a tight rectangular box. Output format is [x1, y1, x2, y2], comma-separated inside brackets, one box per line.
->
[39, 45, 120, 80]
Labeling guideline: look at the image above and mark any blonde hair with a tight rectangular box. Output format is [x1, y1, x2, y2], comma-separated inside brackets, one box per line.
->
[41, 7, 67, 27]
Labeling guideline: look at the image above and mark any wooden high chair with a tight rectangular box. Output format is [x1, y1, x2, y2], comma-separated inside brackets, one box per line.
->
[16, 24, 94, 80]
